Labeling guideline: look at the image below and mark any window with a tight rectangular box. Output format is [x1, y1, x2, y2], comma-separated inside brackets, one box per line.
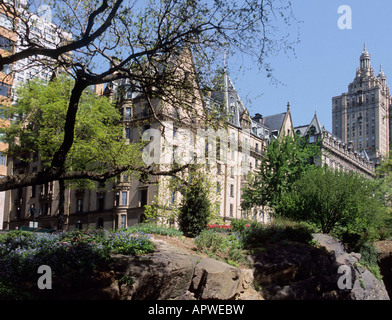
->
[0, 35, 14, 52]
[217, 163, 221, 174]
[77, 199, 83, 212]
[230, 184, 234, 197]
[0, 82, 11, 97]
[124, 107, 131, 120]
[121, 191, 127, 206]
[120, 215, 126, 229]
[0, 13, 13, 29]
[1, 64, 11, 75]
[229, 204, 233, 217]
[0, 152, 6, 166]
[140, 188, 148, 207]
[125, 127, 131, 139]
[216, 182, 221, 194]
[97, 194, 104, 211]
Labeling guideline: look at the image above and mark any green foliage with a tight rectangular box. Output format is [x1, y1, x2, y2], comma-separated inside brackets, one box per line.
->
[241, 134, 321, 215]
[357, 242, 383, 280]
[178, 173, 213, 237]
[0, 229, 156, 299]
[278, 166, 388, 238]
[1, 77, 143, 186]
[239, 219, 317, 247]
[127, 223, 183, 238]
[230, 218, 250, 233]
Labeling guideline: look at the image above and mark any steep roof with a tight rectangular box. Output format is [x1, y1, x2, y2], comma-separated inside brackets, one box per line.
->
[262, 112, 287, 132]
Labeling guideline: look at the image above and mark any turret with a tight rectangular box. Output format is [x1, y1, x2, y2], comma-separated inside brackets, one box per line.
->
[378, 65, 386, 87]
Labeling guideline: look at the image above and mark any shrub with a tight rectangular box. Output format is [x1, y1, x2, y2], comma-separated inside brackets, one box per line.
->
[230, 219, 250, 233]
[105, 231, 155, 255]
[178, 174, 212, 237]
[194, 229, 228, 253]
[127, 223, 183, 237]
[240, 219, 316, 247]
[0, 229, 157, 299]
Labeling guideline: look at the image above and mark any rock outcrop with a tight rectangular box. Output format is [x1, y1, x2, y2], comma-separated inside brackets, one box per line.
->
[54, 237, 263, 300]
[249, 233, 390, 300]
[49, 234, 390, 300]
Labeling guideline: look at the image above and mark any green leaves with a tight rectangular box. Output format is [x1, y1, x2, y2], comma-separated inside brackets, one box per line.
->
[178, 173, 213, 237]
[4, 76, 143, 181]
[241, 134, 321, 214]
[279, 166, 388, 237]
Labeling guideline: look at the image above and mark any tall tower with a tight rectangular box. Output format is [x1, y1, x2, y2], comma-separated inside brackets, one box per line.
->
[332, 43, 391, 164]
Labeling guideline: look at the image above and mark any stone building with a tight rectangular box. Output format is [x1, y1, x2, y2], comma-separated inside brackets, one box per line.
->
[332, 43, 391, 165]
[3, 46, 294, 230]
[295, 113, 375, 178]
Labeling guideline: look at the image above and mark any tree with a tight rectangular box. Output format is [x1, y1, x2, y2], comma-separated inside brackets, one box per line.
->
[2, 76, 143, 229]
[279, 166, 388, 237]
[178, 172, 213, 237]
[0, 0, 299, 192]
[241, 134, 321, 215]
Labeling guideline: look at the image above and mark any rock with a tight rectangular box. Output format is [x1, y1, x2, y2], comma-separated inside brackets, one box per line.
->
[191, 257, 241, 299]
[110, 239, 199, 300]
[100, 237, 263, 300]
[314, 233, 390, 300]
[250, 234, 390, 300]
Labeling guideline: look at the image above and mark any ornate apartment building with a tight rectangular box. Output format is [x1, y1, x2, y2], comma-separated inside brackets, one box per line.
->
[332, 44, 391, 165]
[3, 46, 295, 231]
[295, 113, 375, 178]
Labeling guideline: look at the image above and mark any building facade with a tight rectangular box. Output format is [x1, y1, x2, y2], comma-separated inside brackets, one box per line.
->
[4, 60, 294, 230]
[0, 1, 17, 230]
[332, 44, 391, 165]
[296, 113, 375, 178]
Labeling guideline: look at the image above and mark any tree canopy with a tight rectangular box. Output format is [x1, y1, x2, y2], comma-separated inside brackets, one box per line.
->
[0, 0, 299, 191]
[278, 166, 388, 238]
[241, 134, 321, 215]
[1, 76, 143, 186]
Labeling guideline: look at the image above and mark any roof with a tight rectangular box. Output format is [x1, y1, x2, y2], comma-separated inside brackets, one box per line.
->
[262, 112, 287, 132]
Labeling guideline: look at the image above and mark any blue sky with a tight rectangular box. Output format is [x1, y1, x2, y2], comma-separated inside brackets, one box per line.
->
[228, 0, 392, 132]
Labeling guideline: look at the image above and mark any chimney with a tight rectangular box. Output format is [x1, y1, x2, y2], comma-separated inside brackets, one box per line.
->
[253, 113, 263, 124]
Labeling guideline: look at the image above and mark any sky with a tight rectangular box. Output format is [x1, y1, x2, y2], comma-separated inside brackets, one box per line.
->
[227, 0, 392, 132]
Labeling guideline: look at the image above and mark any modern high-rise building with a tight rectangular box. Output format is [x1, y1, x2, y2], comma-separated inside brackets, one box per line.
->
[332, 44, 391, 165]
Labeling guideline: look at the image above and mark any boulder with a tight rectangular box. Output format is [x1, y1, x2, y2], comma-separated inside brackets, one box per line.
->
[313, 233, 390, 300]
[103, 237, 263, 300]
[250, 234, 390, 300]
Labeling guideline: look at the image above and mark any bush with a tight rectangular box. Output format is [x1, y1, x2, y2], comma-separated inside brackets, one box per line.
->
[127, 223, 183, 237]
[240, 219, 316, 247]
[105, 231, 155, 255]
[194, 229, 228, 253]
[0, 229, 156, 299]
[230, 219, 250, 233]
[178, 174, 212, 237]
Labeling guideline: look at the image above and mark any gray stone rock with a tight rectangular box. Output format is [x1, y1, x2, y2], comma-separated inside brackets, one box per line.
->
[314, 233, 390, 300]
